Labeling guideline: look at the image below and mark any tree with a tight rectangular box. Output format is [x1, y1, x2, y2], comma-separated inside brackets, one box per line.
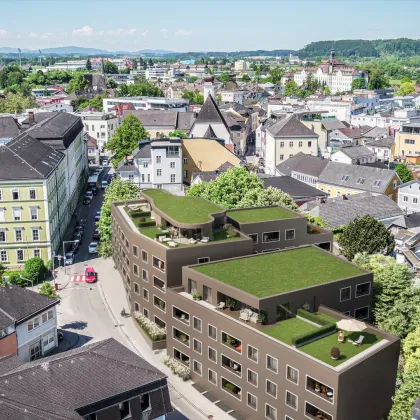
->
[388, 372, 420, 420]
[39, 281, 59, 299]
[107, 78, 117, 88]
[368, 68, 389, 90]
[395, 163, 413, 183]
[284, 80, 300, 96]
[106, 115, 149, 168]
[103, 60, 118, 74]
[97, 179, 139, 258]
[217, 72, 230, 84]
[338, 216, 394, 261]
[66, 72, 88, 93]
[86, 58, 92, 71]
[307, 215, 329, 227]
[0, 93, 36, 113]
[116, 77, 163, 97]
[401, 76, 412, 84]
[241, 74, 251, 82]
[352, 78, 367, 90]
[268, 68, 284, 85]
[168, 129, 187, 139]
[403, 328, 420, 373]
[181, 89, 204, 104]
[237, 186, 298, 211]
[188, 76, 198, 83]
[398, 81, 416, 96]
[24, 258, 46, 282]
[323, 86, 331, 95]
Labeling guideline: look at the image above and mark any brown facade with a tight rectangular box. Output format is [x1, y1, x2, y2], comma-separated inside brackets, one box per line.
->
[0, 332, 17, 357]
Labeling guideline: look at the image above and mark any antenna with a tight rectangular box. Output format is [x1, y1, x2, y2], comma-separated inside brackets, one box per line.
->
[17, 48, 22, 67]
[39, 49, 42, 67]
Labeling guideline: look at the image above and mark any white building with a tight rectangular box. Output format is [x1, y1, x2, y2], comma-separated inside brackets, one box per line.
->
[40, 103, 74, 113]
[46, 60, 87, 71]
[145, 68, 167, 81]
[331, 145, 377, 165]
[289, 52, 301, 65]
[306, 98, 365, 123]
[103, 97, 189, 113]
[351, 109, 420, 131]
[398, 179, 420, 214]
[234, 60, 250, 73]
[366, 137, 394, 163]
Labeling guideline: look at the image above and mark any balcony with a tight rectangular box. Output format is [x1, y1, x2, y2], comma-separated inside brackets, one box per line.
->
[153, 295, 166, 312]
[153, 276, 166, 292]
[222, 377, 241, 400]
[153, 256, 165, 272]
[173, 306, 190, 325]
[221, 355, 242, 377]
[305, 402, 333, 420]
[173, 348, 190, 367]
[173, 327, 190, 347]
[306, 376, 334, 403]
[221, 331, 242, 353]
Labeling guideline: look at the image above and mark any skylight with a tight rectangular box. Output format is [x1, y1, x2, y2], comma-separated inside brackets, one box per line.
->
[357, 177, 366, 184]
[341, 175, 350, 181]
[373, 180, 382, 187]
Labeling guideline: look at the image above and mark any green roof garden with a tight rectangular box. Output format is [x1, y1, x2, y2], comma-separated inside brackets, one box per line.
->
[192, 247, 365, 298]
[227, 207, 298, 223]
[143, 189, 224, 224]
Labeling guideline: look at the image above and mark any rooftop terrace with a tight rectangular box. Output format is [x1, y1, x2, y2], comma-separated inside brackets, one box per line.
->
[142, 189, 224, 224]
[227, 206, 298, 223]
[192, 247, 365, 298]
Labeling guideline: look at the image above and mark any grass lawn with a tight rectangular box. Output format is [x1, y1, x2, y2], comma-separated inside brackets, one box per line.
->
[227, 207, 297, 223]
[193, 247, 364, 297]
[263, 318, 319, 345]
[300, 331, 380, 367]
[212, 230, 242, 242]
[143, 189, 224, 224]
[312, 312, 338, 325]
[139, 226, 164, 241]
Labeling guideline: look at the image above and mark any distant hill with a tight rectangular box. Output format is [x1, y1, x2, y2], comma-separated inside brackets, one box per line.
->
[297, 38, 420, 58]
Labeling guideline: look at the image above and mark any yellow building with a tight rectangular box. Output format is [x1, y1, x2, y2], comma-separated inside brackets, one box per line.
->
[0, 134, 66, 269]
[394, 122, 420, 158]
[182, 138, 242, 183]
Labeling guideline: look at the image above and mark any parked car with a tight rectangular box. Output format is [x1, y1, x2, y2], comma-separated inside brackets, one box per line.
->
[95, 211, 101, 222]
[85, 191, 93, 200]
[88, 242, 98, 254]
[101, 181, 108, 189]
[93, 229, 100, 240]
[85, 267, 96, 283]
[70, 241, 79, 254]
[91, 186, 98, 195]
[73, 232, 83, 244]
[83, 197, 91, 205]
[65, 252, 74, 265]
[75, 225, 84, 236]
[102, 158, 109, 166]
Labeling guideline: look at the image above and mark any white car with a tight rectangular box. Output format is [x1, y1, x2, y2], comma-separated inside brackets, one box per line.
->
[95, 211, 101, 222]
[88, 242, 98, 254]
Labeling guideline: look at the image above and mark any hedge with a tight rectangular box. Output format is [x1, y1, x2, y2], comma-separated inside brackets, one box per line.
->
[131, 210, 151, 218]
[155, 231, 171, 239]
[138, 221, 157, 228]
[292, 324, 337, 347]
[297, 309, 333, 326]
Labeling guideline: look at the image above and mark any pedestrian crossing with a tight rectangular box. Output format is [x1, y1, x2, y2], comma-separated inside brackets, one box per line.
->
[70, 275, 86, 283]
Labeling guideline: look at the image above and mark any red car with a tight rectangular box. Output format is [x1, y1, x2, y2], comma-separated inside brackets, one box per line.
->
[93, 229, 100, 240]
[85, 267, 97, 283]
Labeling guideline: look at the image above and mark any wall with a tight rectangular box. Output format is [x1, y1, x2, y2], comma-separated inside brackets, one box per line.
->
[395, 131, 420, 157]
[0, 332, 17, 357]
[398, 183, 420, 214]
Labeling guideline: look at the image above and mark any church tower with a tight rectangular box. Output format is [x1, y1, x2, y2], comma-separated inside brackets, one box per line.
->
[203, 75, 215, 101]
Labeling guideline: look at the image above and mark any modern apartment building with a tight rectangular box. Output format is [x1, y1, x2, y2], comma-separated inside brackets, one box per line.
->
[111, 189, 399, 420]
[394, 122, 420, 158]
[104, 97, 189, 113]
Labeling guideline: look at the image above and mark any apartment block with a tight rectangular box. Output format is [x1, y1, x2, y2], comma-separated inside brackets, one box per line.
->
[111, 190, 399, 420]
[78, 111, 118, 150]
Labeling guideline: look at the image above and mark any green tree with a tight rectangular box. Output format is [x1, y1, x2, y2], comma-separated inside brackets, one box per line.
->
[403, 328, 420, 373]
[88, 94, 105, 111]
[97, 179, 139, 257]
[103, 60, 118, 74]
[323, 86, 331, 95]
[217, 72, 230, 84]
[307, 215, 329, 227]
[351, 78, 367, 90]
[401, 76, 412, 84]
[0, 93, 36, 113]
[388, 372, 420, 420]
[338, 216, 395, 261]
[368, 68, 390, 90]
[241, 74, 251, 82]
[116, 76, 163, 97]
[66, 72, 89, 93]
[107, 78, 117, 88]
[106, 114, 149, 168]
[284, 80, 300, 96]
[168, 129, 187, 139]
[0, 263, 6, 279]
[188, 76, 198, 83]
[24, 258, 46, 282]
[181, 89, 204, 104]
[398, 81, 416, 96]
[86, 58, 92, 71]
[268, 68, 284, 84]
[395, 163, 414, 183]
[39, 281, 60, 299]
[7, 71, 24, 86]
[237, 186, 298, 211]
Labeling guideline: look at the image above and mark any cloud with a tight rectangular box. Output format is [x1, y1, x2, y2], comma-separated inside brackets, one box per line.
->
[0, 29, 9, 38]
[175, 28, 192, 37]
[29, 32, 53, 39]
[72, 26, 94, 37]
[141, 30, 148, 38]
[97, 28, 136, 37]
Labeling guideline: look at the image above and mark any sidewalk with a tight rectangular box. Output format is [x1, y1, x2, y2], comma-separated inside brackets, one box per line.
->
[96, 258, 233, 420]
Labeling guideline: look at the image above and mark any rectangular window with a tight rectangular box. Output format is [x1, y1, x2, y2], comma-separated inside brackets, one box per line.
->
[414, 198, 418, 204]
[193, 360, 202, 376]
[285, 391, 297, 410]
[298, 141, 303, 148]
[153, 295, 166, 312]
[208, 347, 217, 363]
[134, 301, 140, 312]
[203, 285, 212, 303]
[13, 207, 21, 221]
[289, 141, 293, 148]
[142, 250, 148, 262]
[41, 310, 54, 323]
[134, 283, 140, 295]
[142, 269, 148, 282]
[265, 403, 277, 420]
[12, 189, 19, 200]
[308, 141, 312, 147]
[0, 189, 2, 201]
[289, 154, 294, 158]
[156, 156, 162, 163]
[0, 209, 4, 223]
[188, 278, 197, 294]
[132, 245, 138, 257]
[287, 365, 299, 384]
[0, 250, 8, 262]
[285, 229, 295, 240]
[247, 369, 258, 386]
[27, 316, 40, 332]
[157, 169, 162, 177]
[247, 393, 257, 411]
[279, 154, 284, 160]
[193, 338, 202, 354]
[153, 256, 165, 272]
[29, 189, 37, 200]
[183, 158, 188, 164]
[143, 161, 148, 168]
[32, 229, 39, 241]
[266, 379, 277, 398]
[153, 275, 165, 291]
[208, 369, 217, 385]
[248, 345, 258, 362]
[170, 174, 176, 183]
[143, 307, 149, 318]
[193, 316, 202, 332]
[154, 316, 166, 329]
[143, 288, 149, 301]
[249, 233, 258, 243]
[0, 229, 5, 242]
[42, 331, 55, 351]
[170, 162, 175, 169]
[355, 306, 369, 320]
[356, 282, 371, 297]
[340, 286, 351, 302]
[30, 207, 38, 220]
[197, 257, 210, 264]
[208, 324, 217, 340]
[403, 196, 409, 202]
[184, 170, 188, 178]
[15, 229, 23, 242]
[267, 355, 278, 373]
[263, 231, 279, 243]
[280, 141, 284, 148]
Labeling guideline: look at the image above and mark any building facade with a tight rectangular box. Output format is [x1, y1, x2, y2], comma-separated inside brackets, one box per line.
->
[104, 97, 189, 113]
[398, 180, 420, 214]
[394, 122, 420, 158]
[78, 111, 118, 150]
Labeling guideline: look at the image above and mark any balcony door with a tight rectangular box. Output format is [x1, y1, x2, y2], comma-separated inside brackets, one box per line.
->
[203, 286, 212, 303]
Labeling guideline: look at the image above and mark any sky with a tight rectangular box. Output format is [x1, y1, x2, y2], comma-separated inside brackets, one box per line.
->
[1, 0, 420, 52]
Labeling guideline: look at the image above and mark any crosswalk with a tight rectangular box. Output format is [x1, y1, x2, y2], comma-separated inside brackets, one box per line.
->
[70, 275, 86, 283]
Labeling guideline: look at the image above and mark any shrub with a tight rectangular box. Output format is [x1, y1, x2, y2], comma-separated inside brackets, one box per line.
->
[224, 382, 235, 392]
[226, 335, 236, 346]
[24, 258, 46, 282]
[330, 346, 340, 359]
[130, 210, 151, 218]
[7, 271, 26, 287]
[139, 216, 146, 222]
[138, 220, 156, 228]
[154, 231, 170, 239]
[39, 282, 59, 299]
[134, 312, 166, 341]
[163, 355, 191, 380]
[192, 292, 201, 300]
[292, 324, 336, 346]
[297, 309, 334, 326]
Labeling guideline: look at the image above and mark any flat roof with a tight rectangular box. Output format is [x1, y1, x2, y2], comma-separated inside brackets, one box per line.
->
[227, 207, 298, 223]
[142, 189, 224, 224]
[192, 247, 365, 298]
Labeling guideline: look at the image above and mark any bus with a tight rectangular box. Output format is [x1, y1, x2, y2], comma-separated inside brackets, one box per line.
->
[88, 175, 99, 188]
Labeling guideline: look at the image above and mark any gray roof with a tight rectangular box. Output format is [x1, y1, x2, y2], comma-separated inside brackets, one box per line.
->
[0, 310, 13, 329]
[0, 133, 64, 181]
[203, 124, 217, 138]
[0, 338, 170, 420]
[117, 163, 137, 172]
[398, 179, 420, 189]
[321, 120, 347, 131]
[276, 152, 329, 177]
[0, 116, 20, 139]
[318, 161, 397, 194]
[262, 176, 328, 200]
[194, 94, 230, 130]
[303, 192, 403, 228]
[366, 137, 394, 148]
[267, 115, 318, 138]
[338, 145, 375, 158]
[122, 110, 178, 127]
[133, 141, 152, 159]
[362, 126, 388, 139]
[177, 112, 196, 130]
[192, 171, 219, 183]
[0, 285, 59, 324]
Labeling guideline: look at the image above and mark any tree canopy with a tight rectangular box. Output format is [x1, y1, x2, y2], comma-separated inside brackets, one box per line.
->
[237, 186, 298, 211]
[103, 60, 118, 74]
[284, 80, 300, 96]
[66, 72, 89, 93]
[168, 129, 187, 139]
[395, 163, 414, 183]
[398, 81, 416, 96]
[117, 76, 163, 97]
[181, 89, 204, 104]
[24, 258, 46, 282]
[86, 58, 92, 71]
[39, 281, 60, 299]
[352, 78, 367, 90]
[0, 93, 36, 113]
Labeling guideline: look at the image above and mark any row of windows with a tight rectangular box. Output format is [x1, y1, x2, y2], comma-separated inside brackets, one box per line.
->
[0, 227, 41, 242]
[249, 230, 295, 244]
[402, 195, 418, 204]
[0, 188, 38, 201]
[340, 283, 371, 301]
[28, 309, 54, 332]
[279, 154, 294, 161]
[0, 248, 41, 263]
[279, 141, 313, 149]
[0, 206, 40, 222]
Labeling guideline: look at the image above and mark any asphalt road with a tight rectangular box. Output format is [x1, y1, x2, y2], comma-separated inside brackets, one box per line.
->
[55, 166, 193, 420]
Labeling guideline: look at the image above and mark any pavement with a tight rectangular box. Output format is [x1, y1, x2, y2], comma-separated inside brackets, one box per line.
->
[53, 165, 233, 420]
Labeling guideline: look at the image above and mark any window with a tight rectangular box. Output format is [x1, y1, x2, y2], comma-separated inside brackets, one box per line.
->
[193, 338, 202, 354]
[405, 139, 416, 144]
[0, 229, 5, 242]
[143, 307, 149, 318]
[403, 195, 408, 202]
[30, 207, 38, 220]
[41, 310, 53, 323]
[193, 316, 202, 332]
[0, 250, 8, 262]
[249, 233, 258, 243]
[170, 173, 176, 183]
[119, 401, 131, 419]
[32, 229, 39, 241]
[170, 162, 175, 169]
[29, 188, 37, 200]
[140, 394, 150, 412]
[13, 207, 21, 221]
[263, 231, 279, 243]
[285, 229, 295, 240]
[193, 360, 202, 375]
[134, 301, 140, 312]
[0, 208, 4, 223]
[132, 245, 138, 257]
[208, 347, 217, 362]
[153, 275, 165, 291]
[289, 154, 293, 158]
[289, 141, 293, 148]
[279, 154, 284, 160]
[133, 264, 139, 276]
[143, 288, 149, 301]
[27, 316, 40, 332]
[208, 324, 217, 340]
[285, 391, 297, 410]
[156, 156, 162, 163]
[208, 369, 217, 385]
[30, 342, 41, 361]
[203, 285, 212, 303]
[248, 345, 258, 362]
[184, 170, 188, 178]
[42, 331, 55, 351]
[280, 141, 284, 148]
[197, 257, 210, 264]
[247, 369, 258, 386]
[154, 295, 166, 312]
[287, 365, 299, 384]
[373, 180, 381, 187]
[154, 316, 166, 329]
[356, 282, 371, 297]
[188, 278, 197, 294]
[134, 283, 140, 295]
[183, 158, 188, 164]
[308, 141, 312, 147]
[142, 250, 148, 262]
[247, 393, 257, 410]
[298, 141, 303, 148]
[355, 306, 369, 320]
[143, 161, 148, 168]
[265, 403, 277, 420]
[153, 256, 165, 272]
[267, 355, 278, 373]
[157, 169, 162, 177]
[17, 249, 24, 262]
[340, 286, 351, 302]
[266, 379, 277, 398]
[414, 198, 418, 204]
[0, 189, 2, 201]
[11, 188, 19, 200]
[142, 269, 148, 282]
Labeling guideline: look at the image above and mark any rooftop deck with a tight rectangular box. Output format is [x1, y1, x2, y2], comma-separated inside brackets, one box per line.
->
[227, 206, 298, 223]
[192, 247, 365, 298]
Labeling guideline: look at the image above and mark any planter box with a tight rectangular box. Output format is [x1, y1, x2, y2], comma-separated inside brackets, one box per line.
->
[134, 318, 167, 351]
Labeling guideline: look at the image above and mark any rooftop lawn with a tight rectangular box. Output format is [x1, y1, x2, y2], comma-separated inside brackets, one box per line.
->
[143, 189, 224, 224]
[263, 318, 319, 345]
[193, 247, 365, 297]
[227, 207, 297, 223]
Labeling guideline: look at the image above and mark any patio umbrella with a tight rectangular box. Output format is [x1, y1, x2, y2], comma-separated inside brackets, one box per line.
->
[336, 319, 367, 332]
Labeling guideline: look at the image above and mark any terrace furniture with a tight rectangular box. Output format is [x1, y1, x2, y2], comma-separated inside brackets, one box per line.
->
[162, 237, 171, 243]
[158, 236, 166, 242]
[350, 335, 364, 346]
[338, 330, 345, 344]
[201, 236, 210, 243]
[168, 241, 177, 247]
[150, 216, 155, 220]
[239, 311, 250, 322]
[189, 238, 197, 244]
[217, 302, 226, 310]
[250, 312, 261, 323]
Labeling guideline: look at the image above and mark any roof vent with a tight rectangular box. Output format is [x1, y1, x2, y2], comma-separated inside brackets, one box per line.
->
[41, 362, 50, 372]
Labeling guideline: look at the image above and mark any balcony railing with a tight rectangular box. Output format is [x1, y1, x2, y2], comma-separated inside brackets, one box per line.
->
[222, 356, 242, 377]
[306, 385, 334, 403]
[306, 376, 334, 403]
[173, 329, 190, 347]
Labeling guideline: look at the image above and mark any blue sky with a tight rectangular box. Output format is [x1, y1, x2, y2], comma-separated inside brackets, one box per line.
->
[2, 0, 420, 52]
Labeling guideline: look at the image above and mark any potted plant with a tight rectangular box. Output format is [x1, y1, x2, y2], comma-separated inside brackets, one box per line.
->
[180, 334, 187, 342]
[226, 335, 236, 346]
[315, 382, 321, 392]
[330, 346, 340, 360]
[226, 298, 237, 311]
[192, 292, 201, 301]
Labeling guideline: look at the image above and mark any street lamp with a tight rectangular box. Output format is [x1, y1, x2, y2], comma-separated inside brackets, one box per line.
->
[52, 252, 62, 286]
[62, 240, 79, 275]
[19, 274, 33, 290]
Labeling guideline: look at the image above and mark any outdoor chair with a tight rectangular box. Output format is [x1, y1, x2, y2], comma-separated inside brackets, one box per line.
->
[189, 238, 197, 244]
[158, 236, 166, 242]
[217, 302, 226, 310]
[250, 312, 261, 323]
[201, 236, 210, 243]
[350, 335, 364, 346]
[239, 311, 250, 322]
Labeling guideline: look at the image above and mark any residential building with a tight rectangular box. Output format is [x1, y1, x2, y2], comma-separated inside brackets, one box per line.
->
[40, 102, 74, 113]
[317, 161, 401, 201]
[0, 338, 173, 419]
[394, 122, 420, 158]
[361, 126, 388, 143]
[0, 285, 59, 361]
[191, 164, 235, 185]
[366, 137, 394, 163]
[86, 133, 99, 164]
[0, 116, 20, 145]
[331, 145, 377, 165]
[351, 109, 420, 132]
[265, 115, 319, 175]
[104, 97, 189, 113]
[77, 111, 118, 150]
[306, 98, 365, 123]
[398, 179, 420, 214]
[288, 51, 301, 64]
[0, 133, 67, 265]
[45, 60, 87, 71]
[145, 67, 167, 81]
[234, 60, 250, 73]
[111, 190, 399, 420]
[294, 50, 368, 94]
[182, 138, 242, 183]
[328, 126, 371, 149]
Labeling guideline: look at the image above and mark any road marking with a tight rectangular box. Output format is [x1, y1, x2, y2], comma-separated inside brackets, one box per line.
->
[70, 275, 86, 282]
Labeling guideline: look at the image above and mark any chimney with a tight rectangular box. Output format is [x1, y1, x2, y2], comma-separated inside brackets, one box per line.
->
[28, 111, 34, 121]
